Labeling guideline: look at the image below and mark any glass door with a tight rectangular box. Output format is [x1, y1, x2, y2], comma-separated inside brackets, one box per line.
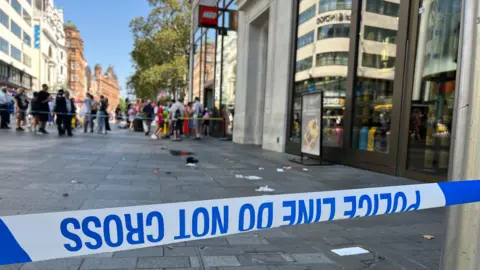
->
[345, 0, 411, 171]
[399, 0, 462, 181]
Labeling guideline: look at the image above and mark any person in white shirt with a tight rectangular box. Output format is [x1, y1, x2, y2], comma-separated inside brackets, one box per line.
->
[0, 87, 11, 129]
[191, 97, 204, 140]
[169, 98, 186, 141]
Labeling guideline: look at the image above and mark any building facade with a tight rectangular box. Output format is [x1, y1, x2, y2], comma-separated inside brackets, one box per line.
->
[234, 0, 466, 182]
[0, 0, 36, 90]
[89, 64, 120, 112]
[64, 21, 87, 98]
[31, 0, 67, 91]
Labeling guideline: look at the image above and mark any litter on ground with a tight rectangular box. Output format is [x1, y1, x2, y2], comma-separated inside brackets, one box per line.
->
[153, 170, 159, 175]
[331, 247, 370, 256]
[259, 167, 264, 170]
[277, 168, 284, 172]
[423, 235, 435, 240]
[303, 168, 309, 171]
[245, 176, 263, 180]
[185, 163, 197, 167]
[235, 174, 244, 179]
[255, 185, 275, 192]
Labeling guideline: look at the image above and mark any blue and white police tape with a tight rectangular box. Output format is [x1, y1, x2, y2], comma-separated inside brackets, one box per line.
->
[0, 180, 479, 266]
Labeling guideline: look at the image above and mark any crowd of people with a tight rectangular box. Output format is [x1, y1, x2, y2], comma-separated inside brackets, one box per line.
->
[126, 96, 220, 141]
[0, 84, 114, 136]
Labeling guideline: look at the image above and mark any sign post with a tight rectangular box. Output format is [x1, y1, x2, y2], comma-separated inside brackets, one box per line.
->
[291, 92, 331, 166]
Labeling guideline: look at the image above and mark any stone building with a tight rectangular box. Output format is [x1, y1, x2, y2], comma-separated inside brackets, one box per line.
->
[89, 64, 120, 112]
[64, 20, 87, 98]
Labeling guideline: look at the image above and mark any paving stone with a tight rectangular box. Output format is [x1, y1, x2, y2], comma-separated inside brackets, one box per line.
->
[20, 258, 83, 270]
[113, 246, 164, 257]
[226, 237, 269, 245]
[80, 258, 137, 269]
[136, 257, 190, 268]
[236, 254, 289, 265]
[202, 256, 241, 267]
[291, 253, 336, 265]
[189, 257, 200, 268]
[164, 247, 198, 257]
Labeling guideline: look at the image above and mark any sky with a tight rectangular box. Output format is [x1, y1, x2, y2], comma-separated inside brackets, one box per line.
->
[55, 0, 151, 97]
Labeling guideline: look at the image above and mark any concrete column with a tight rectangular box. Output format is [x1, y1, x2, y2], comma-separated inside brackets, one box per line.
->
[440, 0, 480, 269]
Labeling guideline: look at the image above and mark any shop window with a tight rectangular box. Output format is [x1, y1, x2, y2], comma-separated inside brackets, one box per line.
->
[318, 24, 350, 40]
[363, 26, 397, 44]
[316, 52, 348, 66]
[11, 0, 22, 15]
[11, 20, 21, 39]
[319, 0, 352, 13]
[350, 0, 401, 154]
[366, 0, 399, 17]
[23, 32, 31, 47]
[296, 56, 313, 73]
[406, 0, 461, 176]
[362, 53, 395, 69]
[299, 5, 316, 25]
[10, 45, 21, 61]
[0, 37, 8, 54]
[0, 9, 8, 28]
[297, 31, 314, 49]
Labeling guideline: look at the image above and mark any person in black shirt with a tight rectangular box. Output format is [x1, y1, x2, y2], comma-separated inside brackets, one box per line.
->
[37, 84, 52, 134]
[52, 90, 72, 136]
[14, 88, 29, 131]
[64, 91, 76, 136]
[142, 99, 154, 136]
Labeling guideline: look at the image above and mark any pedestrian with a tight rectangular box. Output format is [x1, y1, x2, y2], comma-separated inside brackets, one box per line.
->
[191, 97, 204, 140]
[203, 108, 210, 136]
[79, 93, 94, 133]
[65, 91, 76, 136]
[52, 90, 71, 136]
[91, 97, 97, 132]
[0, 87, 11, 129]
[115, 105, 122, 127]
[167, 100, 175, 137]
[96, 95, 108, 134]
[28, 92, 38, 132]
[104, 98, 111, 132]
[151, 100, 165, 139]
[14, 88, 28, 131]
[128, 105, 135, 130]
[169, 98, 186, 141]
[37, 84, 53, 134]
[142, 99, 154, 136]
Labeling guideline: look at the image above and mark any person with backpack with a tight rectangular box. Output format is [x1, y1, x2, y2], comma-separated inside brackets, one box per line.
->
[191, 97, 204, 140]
[169, 98, 186, 141]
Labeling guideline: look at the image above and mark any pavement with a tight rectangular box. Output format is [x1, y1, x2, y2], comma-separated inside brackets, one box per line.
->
[0, 126, 445, 270]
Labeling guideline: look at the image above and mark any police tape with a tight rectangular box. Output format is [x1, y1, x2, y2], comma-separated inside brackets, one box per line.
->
[1, 180, 478, 266]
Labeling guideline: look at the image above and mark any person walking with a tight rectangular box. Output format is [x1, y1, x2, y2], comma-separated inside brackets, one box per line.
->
[151, 100, 165, 139]
[14, 88, 28, 131]
[0, 87, 11, 129]
[65, 91, 75, 136]
[169, 98, 186, 141]
[128, 105, 135, 130]
[79, 93, 94, 133]
[96, 95, 108, 134]
[104, 98, 111, 132]
[37, 84, 52, 134]
[142, 99, 154, 136]
[27, 92, 38, 132]
[191, 97, 204, 140]
[52, 90, 71, 136]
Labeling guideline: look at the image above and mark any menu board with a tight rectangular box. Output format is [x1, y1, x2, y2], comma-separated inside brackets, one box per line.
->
[301, 93, 322, 157]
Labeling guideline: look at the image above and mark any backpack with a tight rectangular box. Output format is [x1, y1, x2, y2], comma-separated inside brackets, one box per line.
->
[174, 107, 181, 119]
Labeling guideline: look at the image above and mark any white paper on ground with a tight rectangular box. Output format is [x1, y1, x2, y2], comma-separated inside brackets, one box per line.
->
[255, 185, 275, 192]
[185, 163, 197, 167]
[331, 247, 370, 256]
[258, 167, 264, 170]
[303, 168, 309, 171]
[277, 169, 284, 172]
[245, 176, 263, 180]
[235, 174, 244, 178]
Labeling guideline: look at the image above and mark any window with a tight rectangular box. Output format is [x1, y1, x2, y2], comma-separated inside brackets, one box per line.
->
[23, 53, 31, 67]
[366, 0, 399, 17]
[319, 0, 352, 13]
[297, 31, 314, 49]
[0, 9, 8, 28]
[11, 20, 21, 38]
[0, 62, 8, 79]
[296, 57, 313, 72]
[11, 45, 21, 61]
[316, 52, 349, 66]
[318, 24, 350, 40]
[23, 10, 31, 26]
[299, 5, 315, 25]
[0, 37, 8, 54]
[362, 53, 396, 69]
[11, 0, 22, 15]
[364, 26, 397, 44]
[23, 32, 31, 46]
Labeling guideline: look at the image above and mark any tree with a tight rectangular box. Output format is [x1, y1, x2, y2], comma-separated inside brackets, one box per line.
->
[119, 98, 127, 112]
[128, 0, 191, 100]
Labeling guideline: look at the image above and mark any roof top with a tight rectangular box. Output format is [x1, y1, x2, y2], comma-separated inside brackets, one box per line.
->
[64, 20, 77, 30]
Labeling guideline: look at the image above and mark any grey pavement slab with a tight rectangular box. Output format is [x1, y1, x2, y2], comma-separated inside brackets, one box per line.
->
[0, 128, 445, 269]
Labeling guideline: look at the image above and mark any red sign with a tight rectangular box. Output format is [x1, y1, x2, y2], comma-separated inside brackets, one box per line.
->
[199, 5, 218, 28]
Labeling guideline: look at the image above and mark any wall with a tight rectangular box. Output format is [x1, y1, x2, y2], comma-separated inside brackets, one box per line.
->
[234, 0, 295, 152]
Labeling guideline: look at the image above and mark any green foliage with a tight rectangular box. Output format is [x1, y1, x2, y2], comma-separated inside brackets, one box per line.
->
[128, 0, 191, 100]
[119, 98, 127, 112]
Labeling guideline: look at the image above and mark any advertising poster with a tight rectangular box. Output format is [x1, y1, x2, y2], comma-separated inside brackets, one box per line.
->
[301, 93, 322, 156]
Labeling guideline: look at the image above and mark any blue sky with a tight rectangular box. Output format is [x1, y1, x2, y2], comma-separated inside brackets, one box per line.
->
[55, 0, 150, 96]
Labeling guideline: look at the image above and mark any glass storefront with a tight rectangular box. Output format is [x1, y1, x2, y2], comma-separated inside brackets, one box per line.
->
[287, 0, 463, 181]
[190, 0, 238, 137]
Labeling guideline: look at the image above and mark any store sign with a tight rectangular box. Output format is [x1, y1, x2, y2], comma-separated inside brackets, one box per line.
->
[34, 25, 41, 49]
[317, 13, 351, 24]
[323, 98, 344, 106]
[199, 5, 218, 28]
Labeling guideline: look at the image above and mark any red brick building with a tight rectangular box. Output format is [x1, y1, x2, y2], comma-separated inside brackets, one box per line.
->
[89, 64, 120, 112]
[64, 21, 87, 99]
